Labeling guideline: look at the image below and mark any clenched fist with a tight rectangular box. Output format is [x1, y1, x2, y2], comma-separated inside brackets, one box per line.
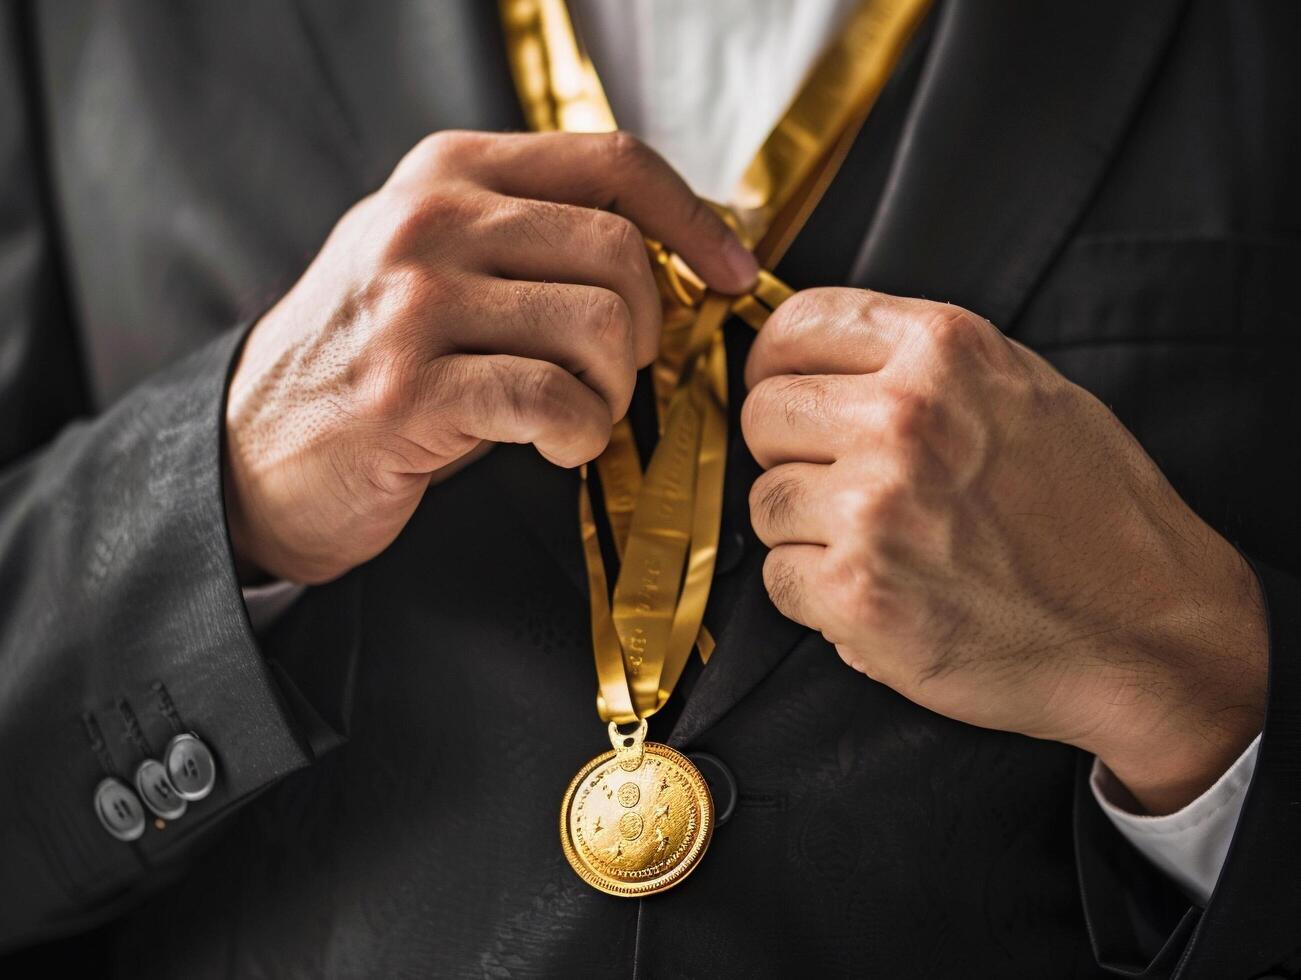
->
[224, 130, 757, 585]
[742, 287, 1268, 814]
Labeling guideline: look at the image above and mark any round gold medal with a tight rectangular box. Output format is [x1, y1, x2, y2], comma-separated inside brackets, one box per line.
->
[560, 721, 714, 897]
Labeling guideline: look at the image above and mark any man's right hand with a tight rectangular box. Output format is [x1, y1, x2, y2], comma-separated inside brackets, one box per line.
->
[222, 130, 757, 584]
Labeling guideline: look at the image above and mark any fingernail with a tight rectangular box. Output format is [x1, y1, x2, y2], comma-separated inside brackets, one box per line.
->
[722, 237, 759, 293]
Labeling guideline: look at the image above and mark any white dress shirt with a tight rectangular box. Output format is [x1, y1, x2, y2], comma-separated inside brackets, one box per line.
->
[245, 0, 1259, 908]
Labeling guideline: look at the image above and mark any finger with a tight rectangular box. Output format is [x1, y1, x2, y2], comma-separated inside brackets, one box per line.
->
[745, 287, 925, 388]
[447, 279, 637, 421]
[740, 374, 870, 468]
[762, 544, 830, 631]
[412, 353, 612, 468]
[429, 130, 759, 294]
[471, 196, 661, 366]
[748, 462, 837, 547]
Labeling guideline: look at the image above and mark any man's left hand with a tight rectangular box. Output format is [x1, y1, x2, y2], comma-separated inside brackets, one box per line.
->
[742, 287, 1268, 814]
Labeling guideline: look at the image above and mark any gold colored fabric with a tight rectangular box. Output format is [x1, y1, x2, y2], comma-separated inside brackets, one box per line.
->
[591, 421, 639, 561]
[500, 0, 615, 133]
[733, 0, 935, 266]
[500, 0, 932, 725]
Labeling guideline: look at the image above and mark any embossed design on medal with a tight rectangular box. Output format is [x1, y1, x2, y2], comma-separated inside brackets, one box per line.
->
[560, 719, 715, 897]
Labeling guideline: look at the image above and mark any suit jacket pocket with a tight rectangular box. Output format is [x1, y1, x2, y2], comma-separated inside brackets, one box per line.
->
[1013, 235, 1301, 348]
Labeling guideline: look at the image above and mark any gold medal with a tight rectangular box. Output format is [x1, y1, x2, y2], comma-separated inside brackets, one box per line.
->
[499, 0, 933, 896]
[560, 720, 714, 897]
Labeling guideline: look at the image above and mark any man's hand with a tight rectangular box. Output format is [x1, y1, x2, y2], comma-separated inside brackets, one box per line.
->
[742, 287, 1268, 814]
[224, 130, 757, 585]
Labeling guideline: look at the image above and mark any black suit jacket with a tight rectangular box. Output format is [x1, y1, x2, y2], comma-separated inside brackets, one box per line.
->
[1, 1, 1299, 977]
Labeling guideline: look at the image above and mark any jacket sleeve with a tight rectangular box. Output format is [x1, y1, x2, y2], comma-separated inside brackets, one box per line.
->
[1075, 555, 1301, 980]
[0, 4, 339, 952]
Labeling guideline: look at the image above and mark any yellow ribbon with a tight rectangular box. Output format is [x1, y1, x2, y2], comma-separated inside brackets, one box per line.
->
[500, 0, 932, 723]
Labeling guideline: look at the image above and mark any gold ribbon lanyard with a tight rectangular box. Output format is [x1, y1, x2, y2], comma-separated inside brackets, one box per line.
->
[501, 0, 931, 897]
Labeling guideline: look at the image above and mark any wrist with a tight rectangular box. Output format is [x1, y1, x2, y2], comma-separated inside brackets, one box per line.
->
[1099, 717, 1260, 815]
[221, 440, 274, 586]
[1094, 540, 1268, 814]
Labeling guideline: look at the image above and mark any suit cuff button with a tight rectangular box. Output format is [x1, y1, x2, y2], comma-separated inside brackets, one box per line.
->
[94, 777, 146, 842]
[163, 732, 218, 801]
[135, 758, 189, 819]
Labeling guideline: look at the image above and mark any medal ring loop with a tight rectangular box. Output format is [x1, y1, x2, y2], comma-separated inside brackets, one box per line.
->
[607, 717, 648, 750]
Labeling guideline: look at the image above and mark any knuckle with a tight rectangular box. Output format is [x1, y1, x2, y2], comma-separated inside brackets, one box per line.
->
[502, 197, 567, 249]
[749, 470, 801, 537]
[516, 360, 568, 424]
[411, 129, 477, 169]
[781, 375, 838, 430]
[740, 377, 779, 436]
[592, 211, 645, 267]
[463, 359, 506, 429]
[529, 362, 599, 434]
[390, 132, 468, 185]
[376, 263, 439, 322]
[876, 389, 953, 483]
[528, 363, 609, 465]
[384, 189, 477, 259]
[824, 549, 886, 631]
[510, 282, 551, 336]
[761, 551, 802, 615]
[410, 188, 476, 229]
[882, 390, 936, 444]
[864, 480, 911, 532]
[352, 354, 413, 426]
[837, 486, 879, 538]
[835, 478, 907, 550]
[476, 358, 561, 446]
[844, 287, 885, 319]
[604, 130, 653, 172]
[923, 304, 983, 358]
[583, 289, 632, 353]
[374, 266, 472, 361]
[760, 287, 849, 364]
[475, 357, 528, 429]
[766, 289, 822, 346]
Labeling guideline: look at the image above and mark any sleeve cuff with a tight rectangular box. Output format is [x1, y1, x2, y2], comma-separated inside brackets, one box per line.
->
[1090, 733, 1261, 905]
[0, 322, 319, 949]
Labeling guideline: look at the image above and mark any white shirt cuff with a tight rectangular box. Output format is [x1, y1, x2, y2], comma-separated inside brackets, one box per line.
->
[241, 578, 308, 634]
[1090, 732, 1261, 905]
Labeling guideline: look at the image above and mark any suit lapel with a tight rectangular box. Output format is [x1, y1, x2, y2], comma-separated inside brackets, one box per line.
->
[671, 0, 1190, 746]
[667, 534, 812, 749]
[851, 0, 1188, 327]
